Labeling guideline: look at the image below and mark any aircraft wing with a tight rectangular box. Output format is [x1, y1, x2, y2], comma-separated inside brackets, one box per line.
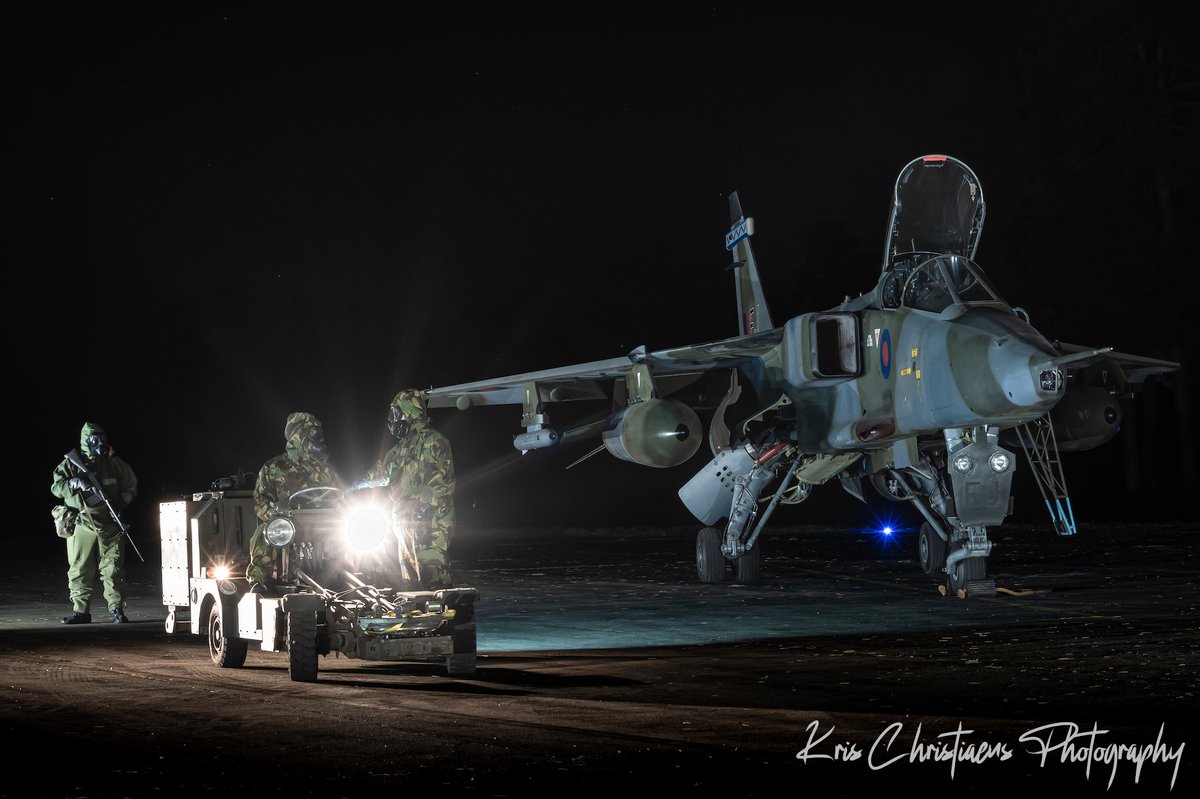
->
[1052, 341, 1180, 393]
[424, 329, 784, 409]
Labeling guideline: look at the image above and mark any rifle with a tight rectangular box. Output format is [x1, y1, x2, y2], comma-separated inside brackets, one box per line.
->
[65, 447, 145, 563]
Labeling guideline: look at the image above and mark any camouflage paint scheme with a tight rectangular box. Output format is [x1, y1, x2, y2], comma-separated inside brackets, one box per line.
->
[420, 155, 1180, 596]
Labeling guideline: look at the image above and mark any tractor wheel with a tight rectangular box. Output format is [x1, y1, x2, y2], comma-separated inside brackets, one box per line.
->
[208, 606, 247, 668]
[287, 608, 319, 683]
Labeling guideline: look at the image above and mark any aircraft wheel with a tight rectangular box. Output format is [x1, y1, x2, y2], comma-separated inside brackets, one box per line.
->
[208, 606, 247, 668]
[696, 527, 726, 584]
[918, 522, 946, 576]
[947, 552, 987, 595]
[731, 540, 761, 585]
[287, 608, 319, 683]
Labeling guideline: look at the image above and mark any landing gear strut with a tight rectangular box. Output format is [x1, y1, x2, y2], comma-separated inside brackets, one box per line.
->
[883, 426, 1009, 598]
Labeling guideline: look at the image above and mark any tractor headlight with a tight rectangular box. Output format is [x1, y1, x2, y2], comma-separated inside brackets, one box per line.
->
[346, 507, 388, 551]
[989, 451, 1011, 473]
[265, 517, 296, 547]
[953, 454, 973, 474]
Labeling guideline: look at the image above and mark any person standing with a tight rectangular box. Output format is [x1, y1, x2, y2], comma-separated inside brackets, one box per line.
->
[50, 421, 137, 624]
[364, 389, 457, 590]
[246, 411, 342, 592]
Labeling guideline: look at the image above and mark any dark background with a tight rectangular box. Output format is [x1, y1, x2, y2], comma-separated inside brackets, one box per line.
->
[16, 4, 1198, 549]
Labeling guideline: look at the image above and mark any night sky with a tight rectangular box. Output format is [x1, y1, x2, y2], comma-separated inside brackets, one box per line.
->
[18, 6, 1198, 547]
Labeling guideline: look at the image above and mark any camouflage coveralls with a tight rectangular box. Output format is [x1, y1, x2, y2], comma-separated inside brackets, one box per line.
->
[246, 412, 342, 586]
[49, 422, 138, 616]
[369, 389, 456, 590]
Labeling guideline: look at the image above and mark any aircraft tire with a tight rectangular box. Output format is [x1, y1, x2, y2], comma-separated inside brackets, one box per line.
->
[696, 526, 726, 584]
[731, 541, 761, 585]
[947, 551, 987, 595]
[918, 522, 946, 576]
[208, 606, 248, 669]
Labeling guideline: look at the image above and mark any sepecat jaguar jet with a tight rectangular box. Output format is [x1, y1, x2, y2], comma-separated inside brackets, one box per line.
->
[423, 155, 1180, 597]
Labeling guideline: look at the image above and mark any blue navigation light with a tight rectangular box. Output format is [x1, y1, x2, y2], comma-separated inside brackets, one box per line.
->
[858, 510, 909, 555]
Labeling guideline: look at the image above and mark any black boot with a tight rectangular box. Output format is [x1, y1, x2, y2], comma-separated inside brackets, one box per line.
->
[61, 611, 91, 624]
[111, 608, 129, 623]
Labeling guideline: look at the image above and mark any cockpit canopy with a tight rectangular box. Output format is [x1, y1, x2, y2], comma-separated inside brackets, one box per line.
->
[883, 154, 985, 267]
[873, 155, 1004, 313]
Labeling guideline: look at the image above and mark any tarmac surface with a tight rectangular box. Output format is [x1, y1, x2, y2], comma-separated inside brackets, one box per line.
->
[1, 520, 1195, 797]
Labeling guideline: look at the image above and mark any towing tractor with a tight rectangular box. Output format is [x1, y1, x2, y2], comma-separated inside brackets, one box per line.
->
[160, 477, 478, 682]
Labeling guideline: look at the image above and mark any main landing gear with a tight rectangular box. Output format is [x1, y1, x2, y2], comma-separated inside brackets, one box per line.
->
[696, 525, 762, 585]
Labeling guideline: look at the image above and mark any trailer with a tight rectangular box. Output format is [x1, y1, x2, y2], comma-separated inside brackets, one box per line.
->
[160, 481, 477, 681]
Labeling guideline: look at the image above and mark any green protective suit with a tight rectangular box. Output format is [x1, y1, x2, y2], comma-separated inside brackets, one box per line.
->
[49, 422, 137, 615]
[369, 389, 456, 590]
[246, 412, 342, 585]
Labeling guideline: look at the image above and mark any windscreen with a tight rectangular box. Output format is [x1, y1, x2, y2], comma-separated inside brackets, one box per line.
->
[902, 255, 1004, 313]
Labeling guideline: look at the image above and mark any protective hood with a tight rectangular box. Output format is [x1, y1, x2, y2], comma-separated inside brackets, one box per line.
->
[390, 388, 429, 430]
[80, 421, 108, 463]
[283, 411, 328, 463]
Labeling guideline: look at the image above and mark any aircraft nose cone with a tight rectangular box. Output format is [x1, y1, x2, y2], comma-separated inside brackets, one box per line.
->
[968, 338, 1062, 420]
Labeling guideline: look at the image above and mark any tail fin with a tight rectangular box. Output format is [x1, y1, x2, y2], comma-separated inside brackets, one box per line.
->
[726, 192, 774, 335]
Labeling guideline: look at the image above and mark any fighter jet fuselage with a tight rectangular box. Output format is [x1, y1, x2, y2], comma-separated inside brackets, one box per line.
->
[424, 154, 1179, 597]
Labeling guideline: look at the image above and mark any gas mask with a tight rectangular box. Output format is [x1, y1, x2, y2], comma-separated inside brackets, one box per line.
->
[303, 427, 328, 460]
[387, 405, 410, 439]
[86, 433, 110, 459]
